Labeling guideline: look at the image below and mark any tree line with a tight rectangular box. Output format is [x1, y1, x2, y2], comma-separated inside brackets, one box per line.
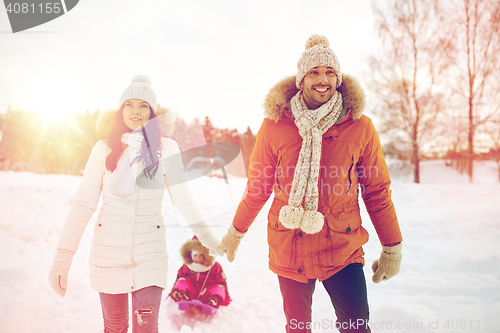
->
[2, 0, 500, 183]
[0, 106, 256, 178]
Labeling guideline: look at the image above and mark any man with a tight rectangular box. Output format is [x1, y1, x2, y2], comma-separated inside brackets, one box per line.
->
[221, 35, 403, 333]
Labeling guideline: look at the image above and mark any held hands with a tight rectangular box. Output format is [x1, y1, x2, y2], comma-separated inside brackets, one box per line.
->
[372, 243, 402, 283]
[48, 250, 74, 297]
[220, 224, 246, 262]
[198, 232, 224, 257]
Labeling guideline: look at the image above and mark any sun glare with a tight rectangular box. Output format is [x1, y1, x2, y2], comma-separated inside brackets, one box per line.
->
[39, 106, 72, 125]
[24, 77, 79, 125]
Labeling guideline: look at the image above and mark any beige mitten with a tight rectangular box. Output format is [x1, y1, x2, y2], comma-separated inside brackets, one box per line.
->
[372, 243, 402, 283]
[220, 224, 245, 262]
[48, 250, 74, 297]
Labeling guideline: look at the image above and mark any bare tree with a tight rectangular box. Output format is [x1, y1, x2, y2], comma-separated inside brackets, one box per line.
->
[484, 116, 500, 181]
[442, 114, 469, 173]
[448, 0, 500, 182]
[369, 0, 453, 183]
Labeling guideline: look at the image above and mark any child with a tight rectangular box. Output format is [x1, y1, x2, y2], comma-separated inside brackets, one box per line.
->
[170, 236, 231, 308]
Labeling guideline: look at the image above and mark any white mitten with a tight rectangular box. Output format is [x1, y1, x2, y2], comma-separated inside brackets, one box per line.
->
[48, 250, 74, 297]
[198, 232, 224, 257]
[372, 243, 402, 283]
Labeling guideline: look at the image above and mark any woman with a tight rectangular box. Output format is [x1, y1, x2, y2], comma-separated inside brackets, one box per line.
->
[48, 75, 222, 333]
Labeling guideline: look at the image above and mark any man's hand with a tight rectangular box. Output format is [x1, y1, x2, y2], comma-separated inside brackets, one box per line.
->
[372, 243, 402, 283]
[220, 224, 245, 262]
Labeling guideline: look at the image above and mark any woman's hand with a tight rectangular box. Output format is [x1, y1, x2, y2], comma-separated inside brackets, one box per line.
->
[48, 250, 74, 297]
[198, 233, 224, 257]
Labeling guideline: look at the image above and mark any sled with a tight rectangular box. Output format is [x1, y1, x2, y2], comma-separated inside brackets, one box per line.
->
[176, 300, 218, 315]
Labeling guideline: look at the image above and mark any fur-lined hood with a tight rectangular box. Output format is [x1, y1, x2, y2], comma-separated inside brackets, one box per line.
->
[263, 74, 365, 123]
[96, 105, 176, 140]
[181, 237, 215, 268]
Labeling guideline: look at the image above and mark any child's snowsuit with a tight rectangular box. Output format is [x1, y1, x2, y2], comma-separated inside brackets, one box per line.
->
[169, 237, 231, 308]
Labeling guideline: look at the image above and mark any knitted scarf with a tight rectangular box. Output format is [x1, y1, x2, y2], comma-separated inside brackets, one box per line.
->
[278, 89, 343, 234]
[187, 262, 213, 273]
[108, 131, 145, 198]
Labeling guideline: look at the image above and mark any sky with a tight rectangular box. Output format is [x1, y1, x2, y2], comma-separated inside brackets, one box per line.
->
[0, 0, 379, 133]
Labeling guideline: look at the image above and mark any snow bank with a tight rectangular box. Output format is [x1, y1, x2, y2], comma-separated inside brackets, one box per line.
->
[0, 161, 499, 332]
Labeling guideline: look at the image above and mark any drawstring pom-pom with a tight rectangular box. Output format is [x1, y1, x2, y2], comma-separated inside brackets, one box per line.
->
[300, 211, 324, 234]
[279, 205, 304, 229]
[279, 206, 324, 234]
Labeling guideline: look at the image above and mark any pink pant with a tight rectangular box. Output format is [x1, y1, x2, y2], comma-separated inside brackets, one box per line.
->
[100, 285, 162, 333]
[172, 278, 227, 306]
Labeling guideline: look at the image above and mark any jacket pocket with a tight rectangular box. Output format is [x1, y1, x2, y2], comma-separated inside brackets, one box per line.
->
[131, 214, 166, 257]
[325, 206, 362, 234]
[324, 207, 363, 266]
[153, 213, 165, 235]
[134, 214, 164, 237]
[94, 210, 107, 233]
[267, 199, 295, 268]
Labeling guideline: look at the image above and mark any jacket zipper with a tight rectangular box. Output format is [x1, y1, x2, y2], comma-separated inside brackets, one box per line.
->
[275, 156, 283, 191]
[346, 156, 354, 194]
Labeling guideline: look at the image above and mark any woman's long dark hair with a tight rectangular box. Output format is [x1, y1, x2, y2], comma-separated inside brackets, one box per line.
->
[105, 105, 162, 179]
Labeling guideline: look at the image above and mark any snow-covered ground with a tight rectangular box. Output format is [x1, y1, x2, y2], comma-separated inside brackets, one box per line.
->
[0, 160, 499, 333]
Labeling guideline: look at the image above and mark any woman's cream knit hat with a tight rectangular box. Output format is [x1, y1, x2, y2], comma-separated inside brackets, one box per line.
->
[119, 75, 158, 112]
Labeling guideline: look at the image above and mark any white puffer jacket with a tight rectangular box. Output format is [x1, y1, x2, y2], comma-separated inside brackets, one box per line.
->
[56, 109, 206, 294]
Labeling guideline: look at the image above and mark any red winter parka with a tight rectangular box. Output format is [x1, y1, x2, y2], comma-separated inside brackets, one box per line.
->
[175, 264, 228, 297]
[172, 237, 230, 305]
[176, 238, 228, 290]
[232, 74, 403, 283]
